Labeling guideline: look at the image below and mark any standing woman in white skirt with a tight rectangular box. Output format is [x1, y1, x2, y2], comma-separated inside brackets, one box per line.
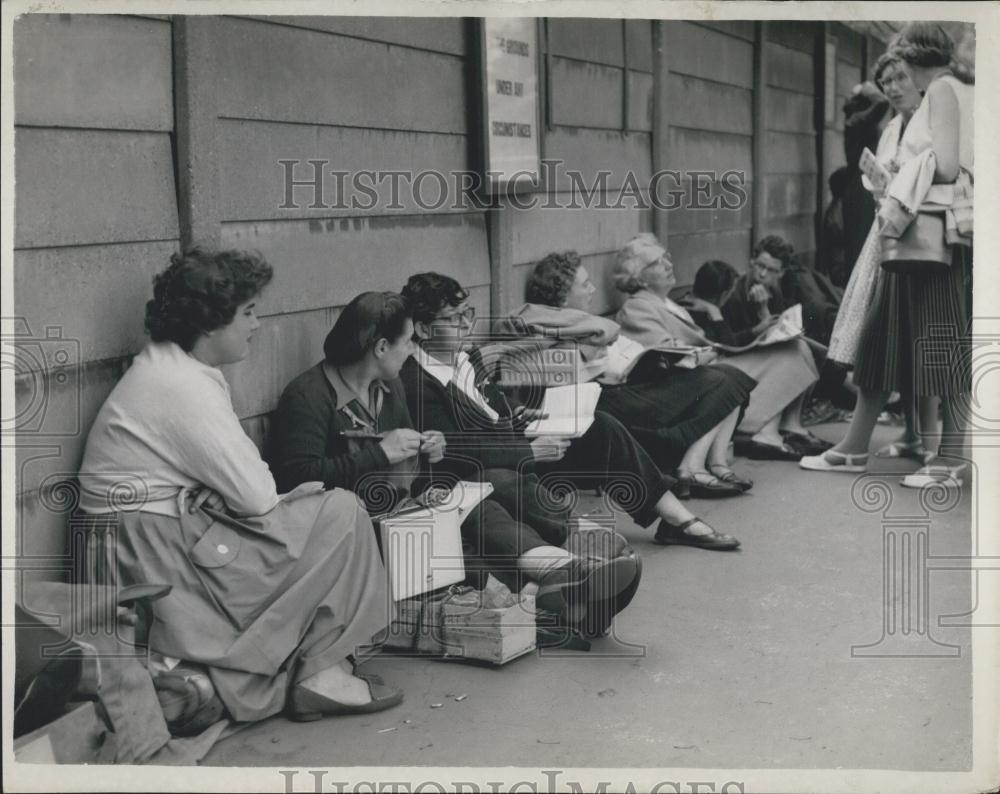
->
[803, 23, 974, 487]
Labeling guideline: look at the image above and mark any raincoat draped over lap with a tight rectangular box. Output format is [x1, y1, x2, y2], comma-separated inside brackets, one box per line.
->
[79, 341, 390, 722]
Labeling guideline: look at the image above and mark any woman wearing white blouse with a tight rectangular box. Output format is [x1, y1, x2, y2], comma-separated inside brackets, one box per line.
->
[79, 249, 402, 724]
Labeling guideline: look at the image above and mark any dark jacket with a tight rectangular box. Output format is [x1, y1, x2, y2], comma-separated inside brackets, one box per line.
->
[781, 263, 843, 346]
[721, 273, 787, 335]
[399, 356, 537, 481]
[267, 362, 417, 499]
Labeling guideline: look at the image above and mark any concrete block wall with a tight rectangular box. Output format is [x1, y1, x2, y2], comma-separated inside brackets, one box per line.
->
[508, 18, 655, 316]
[661, 21, 756, 284]
[762, 21, 821, 265]
[13, 14, 179, 578]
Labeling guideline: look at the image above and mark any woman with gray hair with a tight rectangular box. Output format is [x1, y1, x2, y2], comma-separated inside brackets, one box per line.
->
[614, 234, 823, 462]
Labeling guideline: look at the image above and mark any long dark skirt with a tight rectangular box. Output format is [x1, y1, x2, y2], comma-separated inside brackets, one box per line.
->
[598, 363, 756, 470]
[854, 245, 972, 396]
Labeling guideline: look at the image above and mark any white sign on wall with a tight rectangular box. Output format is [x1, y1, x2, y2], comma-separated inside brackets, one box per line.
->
[481, 18, 541, 191]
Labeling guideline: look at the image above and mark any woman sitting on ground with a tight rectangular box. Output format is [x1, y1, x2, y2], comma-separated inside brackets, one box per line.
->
[679, 256, 830, 459]
[266, 291, 640, 635]
[511, 252, 756, 499]
[399, 272, 741, 551]
[78, 249, 402, 725]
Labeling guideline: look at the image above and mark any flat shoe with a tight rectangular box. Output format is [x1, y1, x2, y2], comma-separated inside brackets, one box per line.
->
[653, 517, 740, 551]
[901, 464, 966, 490]
[742, 440, 802, 461]
[675, 470, 743, 499]
[781, 430, 834, 456]
[706, 464, 753, 492]
[535, 556, 638, 626]
[287, 673, 404, 721]
[799, 450, 868, 473]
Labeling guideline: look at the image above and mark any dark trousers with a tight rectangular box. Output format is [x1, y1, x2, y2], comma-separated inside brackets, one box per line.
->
[535, 411, 674, 529]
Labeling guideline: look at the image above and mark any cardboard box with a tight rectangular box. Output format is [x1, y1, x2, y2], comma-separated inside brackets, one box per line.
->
[386, 591, 537, 665]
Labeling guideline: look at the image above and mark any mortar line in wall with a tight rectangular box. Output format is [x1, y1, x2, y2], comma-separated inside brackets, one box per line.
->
[13, 124, 173, 135]
[668, 123, 754, 139]
[229, 15, 468, 61]
[216, 114, 469, 138]
[686, 20, 757, 44]
[14, 237, 181, 253]
[546, 52, 639, 73]
[664, 69, 754, 93]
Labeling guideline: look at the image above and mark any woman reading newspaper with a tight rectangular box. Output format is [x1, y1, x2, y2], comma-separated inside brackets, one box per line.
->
[614, 239, 822, 462]
[501, 253, 756, 499]
[267, 291, 643, 637]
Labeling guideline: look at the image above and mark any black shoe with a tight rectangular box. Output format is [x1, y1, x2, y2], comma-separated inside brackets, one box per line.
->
[742, 440, 802, 461]
[653, 517, 740, 551]
[674, 470, 744, 499]
[535, 556, 638, 626]
[781, 430, 834, 456]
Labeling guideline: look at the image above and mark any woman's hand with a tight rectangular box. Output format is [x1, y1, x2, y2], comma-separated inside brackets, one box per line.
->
[530, 435, 571, 462]
[186, 487, 226, 514]
[379, 428, 424, 464]
[680, 295, 722, 321]
[418, 430, 446, 464]
[748, 284, 770, 305]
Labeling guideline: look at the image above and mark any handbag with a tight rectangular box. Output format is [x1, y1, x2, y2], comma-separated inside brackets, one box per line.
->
[880, 210, 952, 274]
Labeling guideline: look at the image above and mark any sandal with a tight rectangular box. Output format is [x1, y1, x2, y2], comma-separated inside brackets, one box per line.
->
[875, 439, 935, 464]
[706, 464, 753, 492]
[901, 463, 967, 490]
[653, 517, 740, 551]
[675, 469, 743, 499]
[799, 449, 868, 473]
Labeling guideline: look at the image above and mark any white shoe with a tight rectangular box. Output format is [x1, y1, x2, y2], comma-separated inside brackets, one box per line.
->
[900, 464, 966, 489]
[799, 450, 868, 473]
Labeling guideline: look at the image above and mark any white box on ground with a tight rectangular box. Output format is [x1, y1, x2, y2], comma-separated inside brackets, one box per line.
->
[379, 481, 492, 602]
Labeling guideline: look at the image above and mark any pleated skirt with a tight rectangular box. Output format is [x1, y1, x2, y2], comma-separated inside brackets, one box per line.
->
[854, 244, 972, 396]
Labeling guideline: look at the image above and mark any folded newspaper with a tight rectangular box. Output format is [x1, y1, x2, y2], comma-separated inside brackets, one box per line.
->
[602, 335, 718, 383]
[715, 303, 804, 353]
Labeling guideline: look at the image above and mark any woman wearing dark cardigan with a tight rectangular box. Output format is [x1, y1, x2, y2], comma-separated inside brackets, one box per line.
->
[267, 292, 642, 634]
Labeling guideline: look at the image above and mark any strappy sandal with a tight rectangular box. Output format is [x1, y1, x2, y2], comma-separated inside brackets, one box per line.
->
[799, 449, 868, 473]
[875, 439, 935, 464]
[674, 469, 743, 499]
[901, 463, 967, 489]
[653, 517, 740, 551]
[706, 464, 753, 492]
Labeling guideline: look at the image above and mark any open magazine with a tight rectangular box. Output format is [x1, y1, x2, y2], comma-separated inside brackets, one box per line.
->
[714, 303, 804, 353]
[602, 335, 718, 383]
[859, 146, 892, 194]
[524, 382, 603, 438]
[375, 481, 493, 601]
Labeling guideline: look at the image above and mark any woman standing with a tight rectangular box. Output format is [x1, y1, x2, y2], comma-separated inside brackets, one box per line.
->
[79, 249, 402, 723]
[802, 23, 974, 487]
[827, 49, 936, 465]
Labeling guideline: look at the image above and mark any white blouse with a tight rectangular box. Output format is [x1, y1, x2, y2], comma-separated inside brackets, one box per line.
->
[79, 341, 279, 517]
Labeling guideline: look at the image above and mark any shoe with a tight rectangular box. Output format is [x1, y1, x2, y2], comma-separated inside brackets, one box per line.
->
[674, 469, 743, 499]
[875, 440, 935, 465]
[653, 517, 740, 551]
[742, 440, 802, 461]
[706, 464, 753, 492]
[799, 449, 868, 473]
[900, 463, 967, 490]
[153, 665, 227, 736]
[534, 556, 638, 626]
[286, 672, 404, 721]
[781, 430, 834, 456]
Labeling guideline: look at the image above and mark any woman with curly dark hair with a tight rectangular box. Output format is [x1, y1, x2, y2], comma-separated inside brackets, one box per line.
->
[79, 248, 402, 727]
[511, 252, 757, 498]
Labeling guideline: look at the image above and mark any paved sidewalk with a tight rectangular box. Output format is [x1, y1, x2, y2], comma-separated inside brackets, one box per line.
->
[204, 422, 975, 771]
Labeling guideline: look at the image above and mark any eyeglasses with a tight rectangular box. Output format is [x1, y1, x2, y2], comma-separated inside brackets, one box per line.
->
[751, 259, 782, 276]
[434, 306, 476, 325]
